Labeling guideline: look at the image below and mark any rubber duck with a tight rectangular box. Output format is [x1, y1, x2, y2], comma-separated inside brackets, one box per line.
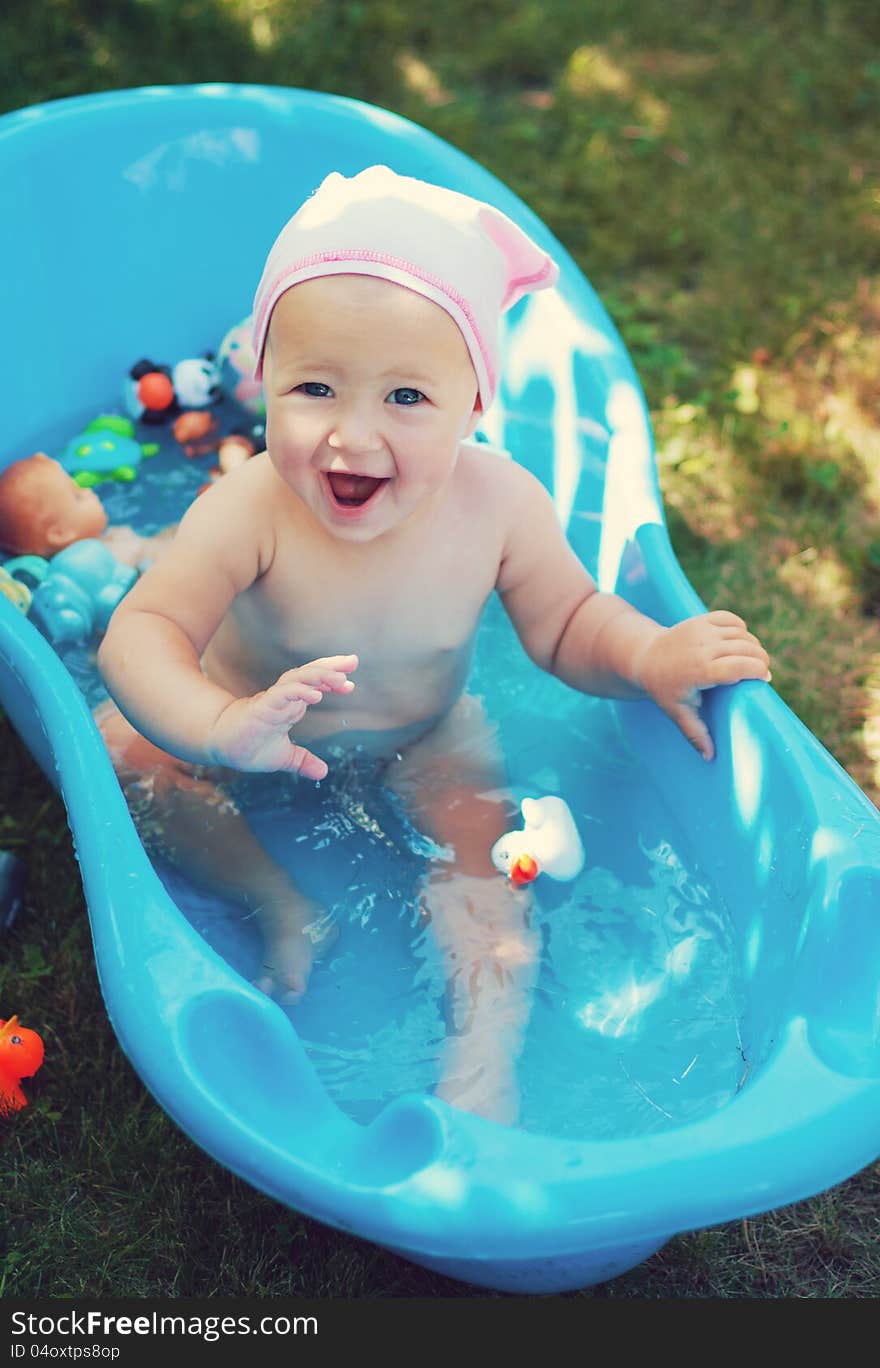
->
[490, 796, 585, 886]
[0, 1015, 44, 1116]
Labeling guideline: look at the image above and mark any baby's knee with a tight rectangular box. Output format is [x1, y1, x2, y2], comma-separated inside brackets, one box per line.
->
[96, 699, 155, 771]
[95, 698, 206, 800]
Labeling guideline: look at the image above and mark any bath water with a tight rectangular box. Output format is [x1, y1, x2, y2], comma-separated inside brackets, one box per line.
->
[48, 395, 748, 1141]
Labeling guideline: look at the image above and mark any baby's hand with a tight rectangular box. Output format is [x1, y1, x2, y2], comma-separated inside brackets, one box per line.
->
[635, 612, 770, 762]
[205, 654, 358, 777]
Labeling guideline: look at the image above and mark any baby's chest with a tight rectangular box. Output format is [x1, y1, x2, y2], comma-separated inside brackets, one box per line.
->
[255, 538, 498, 661]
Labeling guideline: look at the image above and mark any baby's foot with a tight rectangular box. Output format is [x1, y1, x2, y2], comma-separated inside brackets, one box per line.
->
[253, 900, 337, 1005]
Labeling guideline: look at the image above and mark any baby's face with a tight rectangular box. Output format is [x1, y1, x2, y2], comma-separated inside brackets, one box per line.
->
[262, 275, 481, 542]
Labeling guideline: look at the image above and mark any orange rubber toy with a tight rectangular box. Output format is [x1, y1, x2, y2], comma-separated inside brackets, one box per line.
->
[0, 1016, 44, 1115]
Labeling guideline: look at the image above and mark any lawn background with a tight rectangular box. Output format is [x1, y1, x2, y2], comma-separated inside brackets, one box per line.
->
[1, 0, 879, 1298]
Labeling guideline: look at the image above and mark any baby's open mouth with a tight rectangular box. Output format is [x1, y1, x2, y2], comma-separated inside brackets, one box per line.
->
[325, 472, 389, 508]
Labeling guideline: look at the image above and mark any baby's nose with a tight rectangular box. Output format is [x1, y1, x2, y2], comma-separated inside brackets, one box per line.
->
[327, 406, 383, 456]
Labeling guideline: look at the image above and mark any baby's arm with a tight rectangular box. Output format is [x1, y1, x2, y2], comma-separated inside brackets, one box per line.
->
[495, 465, 770, 760]
[97, 466, 355, 779]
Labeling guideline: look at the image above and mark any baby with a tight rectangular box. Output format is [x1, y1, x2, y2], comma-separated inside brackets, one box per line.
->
[96, 165, 770, 1124]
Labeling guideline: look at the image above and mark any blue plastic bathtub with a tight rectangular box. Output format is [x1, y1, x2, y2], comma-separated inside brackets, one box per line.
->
[1, 85, 879, 1294]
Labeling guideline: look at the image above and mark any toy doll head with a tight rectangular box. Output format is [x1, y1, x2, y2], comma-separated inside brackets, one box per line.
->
[0, 454, 108, 557]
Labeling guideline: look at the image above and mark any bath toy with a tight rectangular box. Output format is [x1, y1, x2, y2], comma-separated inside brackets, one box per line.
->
[173, 354, 222, 409]
[0, 453, 111, 556]
[125, 355, 222, 424]
[218, 316, 265, 416]
[1, 84, 879, 1297]
[491, 796, 585, 885]
[0, 851, 27, 932]
[0, 565, 31, 613]
[0, 1016, 44, 1116]
[172, 410, 220, 458]
[4, 541, 137, 644]
[125, 360, 177, 421]
[0, 455, 166, 608]
[219, 432, 258, 469]
[59, 416, 159, 487]
[198, 432, 260, 494]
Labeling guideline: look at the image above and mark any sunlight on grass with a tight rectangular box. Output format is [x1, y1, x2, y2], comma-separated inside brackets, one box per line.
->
[655, 405, 758, 544]
[220, 0, 275, 49]
[216, 0, 312, 52]
[628, 50, 720, 79]
[651, 274, 880, 806]
[863, 664, 880, 794]
[396, 52, 454, 107]
[775, 545, 859, 616]
[563, 43, 671, 132]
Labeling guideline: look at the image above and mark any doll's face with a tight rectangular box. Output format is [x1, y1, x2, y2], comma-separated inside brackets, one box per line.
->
[39, 458, 108, 551]
[11, 455, 108, 555]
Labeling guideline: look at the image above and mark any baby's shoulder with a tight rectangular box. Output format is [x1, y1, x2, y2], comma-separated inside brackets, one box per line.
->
[174, 450, 282, 569]
[456, 438, 548, 517]
[210, 447, 273, 493]
[188, 450, 278, 522]
[458, 437, 515, 489]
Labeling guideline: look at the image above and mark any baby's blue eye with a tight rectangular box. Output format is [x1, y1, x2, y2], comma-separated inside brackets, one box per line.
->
[388, 387, 425, 406]
[297, 382, 333, 398]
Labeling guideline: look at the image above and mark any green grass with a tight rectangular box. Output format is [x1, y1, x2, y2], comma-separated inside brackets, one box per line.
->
[2, 0, 880, 1300]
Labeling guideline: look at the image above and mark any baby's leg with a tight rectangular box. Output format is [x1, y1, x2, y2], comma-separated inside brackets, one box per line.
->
[95, 700, 328, 1003]
[386, 695, 539, 1125]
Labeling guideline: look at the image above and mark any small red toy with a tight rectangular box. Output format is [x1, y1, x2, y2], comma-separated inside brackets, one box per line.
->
[172, 410, 220, 458]
[0, 1015, 44, 1115]
[138, 370, 176, 414]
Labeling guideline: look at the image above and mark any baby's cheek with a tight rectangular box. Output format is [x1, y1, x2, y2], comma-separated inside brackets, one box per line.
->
[265, 421, 308, 473]
[403, 446, 458, 491]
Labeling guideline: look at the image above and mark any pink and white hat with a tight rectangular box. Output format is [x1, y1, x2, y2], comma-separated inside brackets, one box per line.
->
[251, 164, 559, 412]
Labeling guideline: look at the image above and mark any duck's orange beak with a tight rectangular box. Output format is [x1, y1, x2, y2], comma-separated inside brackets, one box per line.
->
[510, 854, 539, 886]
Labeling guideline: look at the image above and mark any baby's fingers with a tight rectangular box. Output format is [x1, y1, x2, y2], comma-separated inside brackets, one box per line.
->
[706, 615, 771, 669]
[716, 625, 767, 651]
[715, 635, 770, 667]
[705, 653, 773, 687]
[283, 742, 329, 781]
[262, 678, 324, 719]
[667, 697, 715, 762]
[282, 654, 358, 695]
[705, 610, 747, 630]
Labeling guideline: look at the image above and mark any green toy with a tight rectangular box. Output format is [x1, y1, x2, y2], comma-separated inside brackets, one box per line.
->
[59, 415, 159, 487]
